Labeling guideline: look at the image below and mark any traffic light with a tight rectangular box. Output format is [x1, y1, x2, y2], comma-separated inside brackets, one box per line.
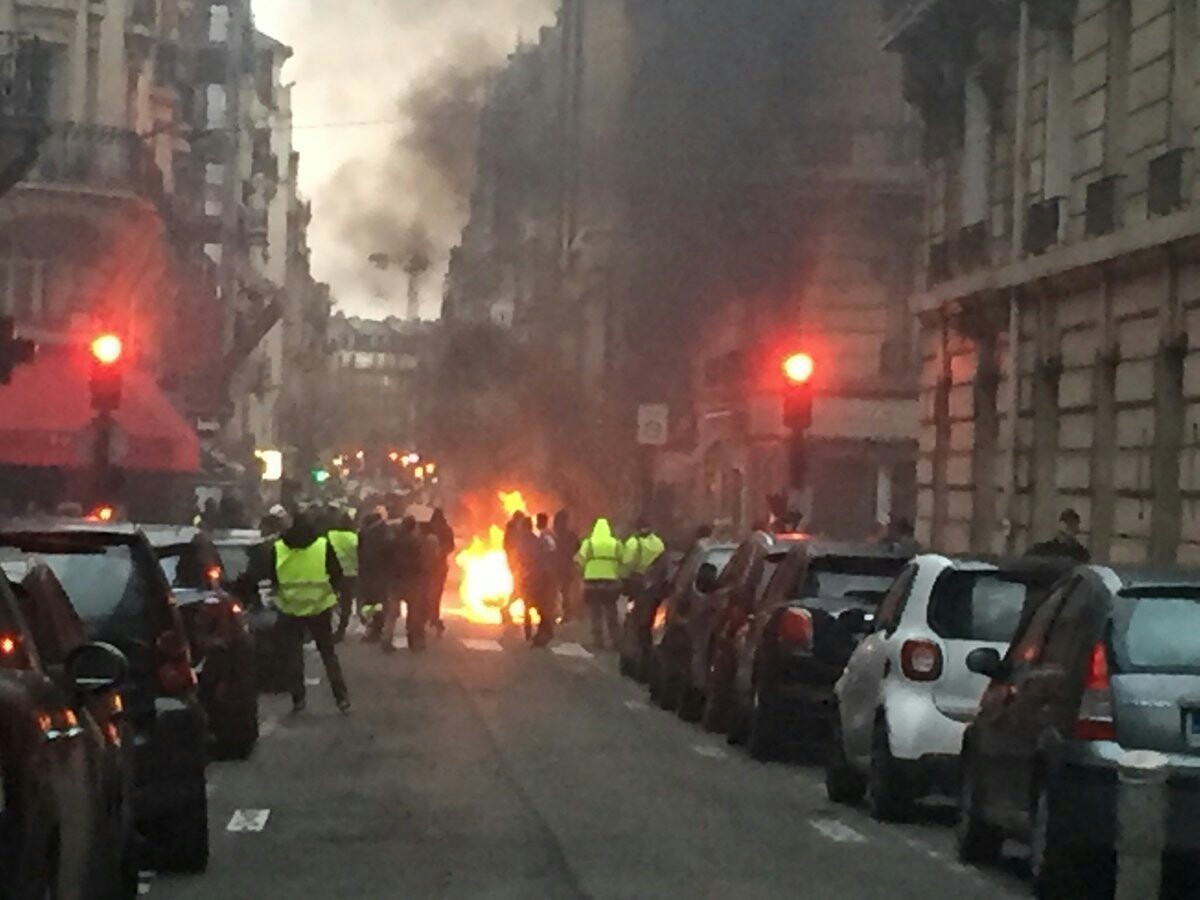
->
[89, 332, 124, 412]
[782, 352, 815, 431]
[311, 468, 331, 484]
[0, 316, 36, 385]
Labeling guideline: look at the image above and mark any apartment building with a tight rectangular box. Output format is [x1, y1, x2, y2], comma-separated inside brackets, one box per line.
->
[888, 0, 1200, 563]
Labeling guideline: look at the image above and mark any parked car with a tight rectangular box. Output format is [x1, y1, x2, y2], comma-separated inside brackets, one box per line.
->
[826, 554, 1070, 821]
[0, 524, 211, 872]
[648, 540, 736, 711]
[713, 542, 909, 759]
[0, 560, 132, 899]
[149, 527, 259, 759]
[211, 530, 288, 695]
[958, 565, 1200, 898]
[618, 550, 684, 681]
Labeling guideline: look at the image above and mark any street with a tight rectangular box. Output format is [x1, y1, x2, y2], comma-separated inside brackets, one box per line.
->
[148, 613, 1029, 900]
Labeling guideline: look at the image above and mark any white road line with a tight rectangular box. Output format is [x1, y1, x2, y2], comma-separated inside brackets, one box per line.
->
[809, 819, 868, 844]
[260, 716, 279, 738]
[461, 638, 504, 652]
[226, 809, 271, 832]
[304, 676, 321, 686]
[391, 635, 408, 650]
[623, 699, 649, 711]
[691, 744, 727, 759]
[550, 642, 593, 659]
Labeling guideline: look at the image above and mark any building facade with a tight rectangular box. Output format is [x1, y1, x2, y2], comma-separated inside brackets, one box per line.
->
[888, 0, 1200, 563]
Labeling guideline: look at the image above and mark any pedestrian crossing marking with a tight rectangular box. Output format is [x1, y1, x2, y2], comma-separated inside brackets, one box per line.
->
[461, 638, 504, 652]
[227, 809, 271, 832]
[550, 642, 593, 659]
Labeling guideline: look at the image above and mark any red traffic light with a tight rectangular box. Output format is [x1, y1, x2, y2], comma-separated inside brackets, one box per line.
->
[90, 333, 123, 366]
[783, 352, 815, 385]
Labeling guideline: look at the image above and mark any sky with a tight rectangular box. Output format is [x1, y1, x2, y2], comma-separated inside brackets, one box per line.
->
[252, 0, 555, 320]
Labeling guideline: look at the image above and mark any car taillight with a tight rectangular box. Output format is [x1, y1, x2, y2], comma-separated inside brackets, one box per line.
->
[1073, 641, 1116, 741]
[156, 630, 196, 696]
[900, 639, 944, 681]
[777, 608, 814, 650]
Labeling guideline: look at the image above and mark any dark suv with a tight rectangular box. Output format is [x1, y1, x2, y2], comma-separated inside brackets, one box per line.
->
[0, 525, 210, 873]
[959, 565, 1200, 898]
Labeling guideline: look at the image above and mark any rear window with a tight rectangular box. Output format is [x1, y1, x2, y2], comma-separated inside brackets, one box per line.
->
[1114, 591, 1200, 674]
[25, 547, 155, 636]
[795, 556, 907, 604]
[928, 571, 1033, 642]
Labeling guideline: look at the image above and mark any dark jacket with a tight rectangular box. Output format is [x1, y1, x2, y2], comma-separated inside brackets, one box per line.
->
[1027, 534, 1090, 563]
[358, 517, 394, 590]
[391, 523, 423, 590]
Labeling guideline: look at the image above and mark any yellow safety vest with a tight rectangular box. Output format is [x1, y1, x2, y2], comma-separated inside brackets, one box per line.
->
[274, 538, 338, 617]
[578, 523, 623, 582]
[327, 530, 359, 577]
[623, 534, 665, 576]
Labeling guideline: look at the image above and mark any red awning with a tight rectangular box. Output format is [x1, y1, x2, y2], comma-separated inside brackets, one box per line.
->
[0, 345, 199, 473]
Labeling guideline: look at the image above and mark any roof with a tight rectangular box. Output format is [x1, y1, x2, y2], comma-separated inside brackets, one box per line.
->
[1101, 565, 1200, 591]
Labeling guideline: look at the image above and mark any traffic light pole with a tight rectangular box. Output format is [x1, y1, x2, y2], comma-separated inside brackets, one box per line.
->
[91, 410, 114, 508]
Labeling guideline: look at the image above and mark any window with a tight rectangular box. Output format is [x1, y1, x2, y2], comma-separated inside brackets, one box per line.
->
[205, 198, 223, 216]
[793, 555, 909, 604]
[203, 243, 223, 264]
[30, 547, 154, 637]
[927, 571, 1036, 643]
[1044, 27, 1074, 200]
[209, 5, 231, 43]
[960, 66, 990, 226]
[206, 84, 227, 129]
[1113, 590, 1200, 673]
[0, 258, 45, 318]
[205, 163, 225, 186]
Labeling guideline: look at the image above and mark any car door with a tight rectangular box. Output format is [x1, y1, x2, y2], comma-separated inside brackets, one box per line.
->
[976, 580, 1072, 825]
[839, 562, 918, 764]
[690, 543, 753, 687]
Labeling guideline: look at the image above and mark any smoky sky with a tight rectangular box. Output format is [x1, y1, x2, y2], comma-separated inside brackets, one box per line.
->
[253, 0, 554, 317]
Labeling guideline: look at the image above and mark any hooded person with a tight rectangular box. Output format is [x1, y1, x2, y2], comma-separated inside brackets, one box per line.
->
[576, 518, 624, 650]
[357, 507, 392, 641]
[271, 510, 351, 714]
[426, 509, 455, 634]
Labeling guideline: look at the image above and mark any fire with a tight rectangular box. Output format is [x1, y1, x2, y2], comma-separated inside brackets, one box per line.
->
[453, 490, 539, 625]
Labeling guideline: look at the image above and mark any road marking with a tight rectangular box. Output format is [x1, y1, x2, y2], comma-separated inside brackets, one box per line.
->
[691, 744, 727, 759]
[391, 635, 408, 650]
[304, 677, 321, 686]
[623, 699, 649, 711]
[809, 819, 867, 844]
[226, 809, 271, 832]
[260, 716, 279, 738]
[461, 638, 504, 652]
[550, 642, 593, 659]
[138, 871, 155, 896]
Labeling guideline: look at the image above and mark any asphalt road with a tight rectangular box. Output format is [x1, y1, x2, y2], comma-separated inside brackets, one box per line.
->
[148, 615, 1033, 900]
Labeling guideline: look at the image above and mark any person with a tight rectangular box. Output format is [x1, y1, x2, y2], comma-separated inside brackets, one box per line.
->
[1027, 508, 1090, 562]
[884, 517, 921, 556]
[271, 510, 351, 714]
[553, 509, 582, 622]
[426, 508, 455, 634]
[577, 518, 624, 650]
[503, 511, 531, 631]
[527, 513, 559, 647]
[622, 518, 667, 664]
[382, 516, 425, 652]
[510, 516, 540, 641]
[327, 510, 360, 642]
[358, 507, 392, 642]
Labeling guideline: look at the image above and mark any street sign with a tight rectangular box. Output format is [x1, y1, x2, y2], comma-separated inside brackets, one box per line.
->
[637, 404, 669, 446]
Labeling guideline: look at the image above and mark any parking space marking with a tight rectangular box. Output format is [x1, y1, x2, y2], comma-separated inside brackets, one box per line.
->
[550, 642, 593, 659]
[691, 744, 727, 760]
[461, 638, 504, 652]
[227, 809, 271, 832]
[809, 819, 867, 844]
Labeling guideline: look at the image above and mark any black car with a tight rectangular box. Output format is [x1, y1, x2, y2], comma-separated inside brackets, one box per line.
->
[959, 565, 1200, 899]
[618, 550, 684, 682]
[210, 530, 288, 695]
[149, 528, 259, 759]
[719, 542, 909, 759]
[0, 525, 210, 873]
[0, 560, 132, 899]
[648, 540, 737, 712]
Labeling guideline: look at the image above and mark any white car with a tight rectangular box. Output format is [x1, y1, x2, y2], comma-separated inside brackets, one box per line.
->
[825, 553, 1071, 821]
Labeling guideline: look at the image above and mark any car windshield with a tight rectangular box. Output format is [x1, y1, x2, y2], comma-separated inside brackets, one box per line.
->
[1113, 590, 1200, 674]
[795, 556, 907, 603]
[927, 571, 1032, 643]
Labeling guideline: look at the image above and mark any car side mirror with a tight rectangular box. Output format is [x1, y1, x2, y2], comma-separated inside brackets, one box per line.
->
[966, 647, 1006, 680]
[695, 564, 718, 594]
[66, 642, 128, 694]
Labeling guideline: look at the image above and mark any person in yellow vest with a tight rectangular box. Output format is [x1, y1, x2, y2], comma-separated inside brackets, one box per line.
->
[326, 509, 360, 643]
[576, 518, 624, 650]
[272, 510, 351, 714]
[622, 518, 666, 586]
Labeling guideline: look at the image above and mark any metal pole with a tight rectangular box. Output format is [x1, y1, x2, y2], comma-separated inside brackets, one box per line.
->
[1116, 749, 1169, 900]
[92, 411, 112, 507]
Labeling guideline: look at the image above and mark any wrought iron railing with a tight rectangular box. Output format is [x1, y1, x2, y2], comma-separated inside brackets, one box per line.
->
[19, 121, 164, 203]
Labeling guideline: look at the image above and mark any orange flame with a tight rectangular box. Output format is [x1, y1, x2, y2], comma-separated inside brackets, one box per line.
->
[452, 490, 539, 625]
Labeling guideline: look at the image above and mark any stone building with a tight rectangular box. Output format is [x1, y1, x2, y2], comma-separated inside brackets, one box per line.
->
[887, 0, 1200, 563]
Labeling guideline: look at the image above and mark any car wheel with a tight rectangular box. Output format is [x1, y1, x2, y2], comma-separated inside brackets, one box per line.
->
[956, 753, 1003, 865]
[825, 712, 866, 804]
[868, 718, 913, 822]
[1030, 782, 1108, 899]
[160, 790, 209, 873]
[747, 685, 782, 761]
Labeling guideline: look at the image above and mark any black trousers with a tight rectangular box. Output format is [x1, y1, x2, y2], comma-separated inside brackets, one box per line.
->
[279, 608, 348, 703]
[334, 575, 358, 635]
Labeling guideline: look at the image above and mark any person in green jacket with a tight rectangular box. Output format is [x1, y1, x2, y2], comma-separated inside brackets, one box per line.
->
[326, 509, 360, 642]
[576, 518, 624, 650]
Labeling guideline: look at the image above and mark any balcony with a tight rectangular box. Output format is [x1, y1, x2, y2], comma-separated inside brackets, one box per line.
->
[17, 122, 164, 206]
